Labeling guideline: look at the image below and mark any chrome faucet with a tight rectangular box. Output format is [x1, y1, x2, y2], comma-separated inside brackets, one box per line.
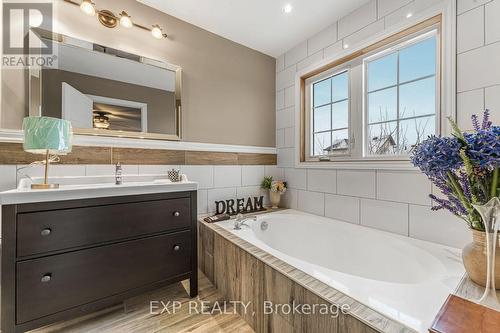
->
[233, 214, 257, 230]
[115, 162, 123, 185]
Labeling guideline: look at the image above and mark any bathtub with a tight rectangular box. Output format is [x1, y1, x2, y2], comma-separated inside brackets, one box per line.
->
[216, 209, 465, 333]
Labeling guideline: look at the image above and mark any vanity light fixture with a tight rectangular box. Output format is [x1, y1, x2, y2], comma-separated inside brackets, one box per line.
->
[283, 4, 293, 14]
[151, 24, 165, 39]
[66, 0, 167, 39]
[80, 0, 96, 16]
[119, 11, 133, 28]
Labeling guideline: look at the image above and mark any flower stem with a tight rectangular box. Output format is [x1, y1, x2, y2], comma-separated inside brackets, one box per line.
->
[447, 171, 471, 210]
[491, 166, 499, 198]
[447, 171, 481, 229]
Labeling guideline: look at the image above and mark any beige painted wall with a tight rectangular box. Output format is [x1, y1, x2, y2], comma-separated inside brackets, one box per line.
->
[1, 0, 276, 147]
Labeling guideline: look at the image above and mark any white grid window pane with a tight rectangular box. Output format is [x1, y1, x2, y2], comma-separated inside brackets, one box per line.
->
[365, 33, 437, 156]
[399, 37, 436, 83]
[332, 72, 349, 102]
[311, 70, 350, 157]
[367, 53, 397, 92]
[399, 77, 436, 119]
[314, 105, 331, 132]
[368, 121, 398, 155]
[368, 87, 397, 124]
[399, 116, 435, 153]
[332, 100, 348, 129]
[314, 79, 331, 107]
[330, 129, 349, 153]
[314, 131, 331, 156]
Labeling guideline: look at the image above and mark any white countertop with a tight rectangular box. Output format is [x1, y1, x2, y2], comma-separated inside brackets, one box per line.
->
[0, 175, 198, 205]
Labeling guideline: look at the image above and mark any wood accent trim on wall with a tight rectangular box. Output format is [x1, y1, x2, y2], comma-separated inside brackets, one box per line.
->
[0, 142, 276, 165]
[299, 15, 442, 162]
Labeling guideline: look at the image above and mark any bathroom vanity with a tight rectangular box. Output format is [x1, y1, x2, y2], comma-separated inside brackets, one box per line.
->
[0, 179, 198, 333]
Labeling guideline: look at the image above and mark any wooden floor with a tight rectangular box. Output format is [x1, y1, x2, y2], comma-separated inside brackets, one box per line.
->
[30, 272, 254, 333]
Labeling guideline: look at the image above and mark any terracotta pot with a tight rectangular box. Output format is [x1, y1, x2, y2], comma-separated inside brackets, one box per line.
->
[269, 191, 281, 209]
[462, 230, 500, 289]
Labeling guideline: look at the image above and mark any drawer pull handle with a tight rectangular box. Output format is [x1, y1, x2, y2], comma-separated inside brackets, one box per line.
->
[41, 274, 52, 283]
[40, 228, 52, 236]
[173, 211, 180, 217]
[173, 245, 181, 251]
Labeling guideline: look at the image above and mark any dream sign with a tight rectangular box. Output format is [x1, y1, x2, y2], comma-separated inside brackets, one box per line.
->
[215, 196, 265, 215]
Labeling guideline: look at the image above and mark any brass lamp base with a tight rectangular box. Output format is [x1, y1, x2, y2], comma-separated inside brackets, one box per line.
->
[31, 183, 59, 190]
[29, 150, 59, 190]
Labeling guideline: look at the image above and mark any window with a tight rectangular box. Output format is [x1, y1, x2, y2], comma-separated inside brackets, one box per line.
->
[365, 32, 437, 156]
[301, 17, 441, 163]
[312, 71, 349, 156]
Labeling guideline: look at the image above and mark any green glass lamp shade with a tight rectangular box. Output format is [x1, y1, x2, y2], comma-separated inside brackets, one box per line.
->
[23, 117, 73, 155]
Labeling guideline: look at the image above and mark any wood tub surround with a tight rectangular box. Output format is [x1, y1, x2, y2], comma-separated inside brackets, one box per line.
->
[0, 142, 276, 165]
[198, 221, 387, 333]
[1, 191, 198, 333]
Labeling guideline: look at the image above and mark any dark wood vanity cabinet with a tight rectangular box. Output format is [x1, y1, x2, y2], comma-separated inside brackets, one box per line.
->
[1, 191, 198, 333]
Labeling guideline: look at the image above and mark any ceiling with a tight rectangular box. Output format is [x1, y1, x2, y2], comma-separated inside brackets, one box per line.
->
[137, 0, 370, 57]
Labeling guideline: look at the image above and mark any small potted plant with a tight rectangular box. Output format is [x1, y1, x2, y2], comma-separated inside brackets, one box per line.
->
[411, 110, 499, 292]
[261, 176, 287, 209]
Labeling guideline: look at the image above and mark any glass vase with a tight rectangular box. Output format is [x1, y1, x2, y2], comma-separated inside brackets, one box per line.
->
[472, 197, 500, 308]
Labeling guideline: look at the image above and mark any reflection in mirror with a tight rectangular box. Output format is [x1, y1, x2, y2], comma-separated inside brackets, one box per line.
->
[29, 32, 181, 140]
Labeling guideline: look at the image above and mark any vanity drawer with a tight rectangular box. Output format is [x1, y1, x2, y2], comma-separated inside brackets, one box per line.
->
[16, 231, 191, 324]
[17, 198, 191, 257]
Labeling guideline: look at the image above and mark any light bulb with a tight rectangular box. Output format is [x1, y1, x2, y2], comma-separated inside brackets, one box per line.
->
[80, 0, 96, 16]
[283, 4, 293, 14]
[119, 11, 132, 28]
[151, 25, 163, 39]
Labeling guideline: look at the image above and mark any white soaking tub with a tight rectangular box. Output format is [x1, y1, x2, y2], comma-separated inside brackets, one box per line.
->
[216, 209, 464, 333]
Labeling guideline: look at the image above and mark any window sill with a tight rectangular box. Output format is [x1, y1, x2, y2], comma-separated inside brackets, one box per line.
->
[296, 159, 418, 171]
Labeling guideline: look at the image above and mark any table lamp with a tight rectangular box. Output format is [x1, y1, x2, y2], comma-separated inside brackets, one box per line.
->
[23, 117, 73, 189]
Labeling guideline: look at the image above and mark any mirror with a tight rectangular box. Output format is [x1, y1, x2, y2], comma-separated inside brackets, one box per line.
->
[29, 30, 181, 141]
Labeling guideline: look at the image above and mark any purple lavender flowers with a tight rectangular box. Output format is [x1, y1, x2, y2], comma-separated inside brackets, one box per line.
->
[410, 135, 462, 178]
[411, 110, 499, 231]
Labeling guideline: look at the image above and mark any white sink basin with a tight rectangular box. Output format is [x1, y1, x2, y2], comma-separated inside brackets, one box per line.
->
[0, 175, 198, 205]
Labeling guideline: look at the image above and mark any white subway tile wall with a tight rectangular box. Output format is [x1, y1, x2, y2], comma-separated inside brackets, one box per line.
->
[274, 0, 482, 249]
[307, 23, 338, 56]
[324, 194, 360, 224]
[307, 169, 337, 194]
[485, 0, 500, 44]
[409, 204, 470, 247]
[337, 170, 376, 198]
[241, 166, 265, 186]
[338, 0, 377, 38]
[457, 6, 484, 53]
[360, 199, 409, 235]
[376, 171, 431, 206]
[298, 190, 325, 215]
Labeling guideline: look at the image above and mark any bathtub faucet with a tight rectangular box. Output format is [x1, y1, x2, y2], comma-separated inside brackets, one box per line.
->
[234, 214, 257, 230]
